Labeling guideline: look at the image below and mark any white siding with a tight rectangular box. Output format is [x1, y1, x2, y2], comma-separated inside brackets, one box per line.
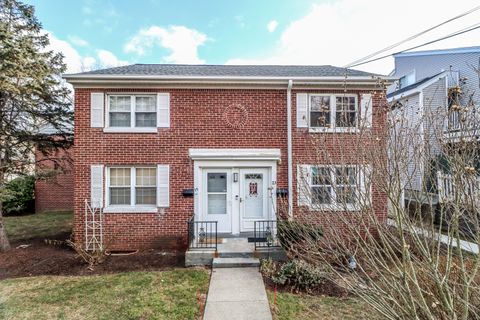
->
[391, 94, 424, 192]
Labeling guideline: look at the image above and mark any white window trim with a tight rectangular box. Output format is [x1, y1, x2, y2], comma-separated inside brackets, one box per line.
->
[104, 94, 158, 133]
[309, 165, 361, 211]
[105, 166, 158, 212]
[308, 94, 359, 133]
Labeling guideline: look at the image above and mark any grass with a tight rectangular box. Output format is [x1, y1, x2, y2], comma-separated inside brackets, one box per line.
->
[0, 269, 210, 320]
[267, 290, 379, 320]
[4, 211, 73, 242]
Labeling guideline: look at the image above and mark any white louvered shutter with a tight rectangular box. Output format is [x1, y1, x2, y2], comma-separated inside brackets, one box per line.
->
[360, 94, 373, 128]
[90, 93, 104, 128]
[297, 165, 311, 206]
[360, 165, 373, 208]
[157, 93, 170, 128]
[90, 165, 104, 208]
[157, 165, 170, 207]
[296, 93, 309, 128]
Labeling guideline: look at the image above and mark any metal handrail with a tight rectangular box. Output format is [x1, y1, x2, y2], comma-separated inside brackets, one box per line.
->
[253, 220, 280, 250]
[187, 216, 218, 250]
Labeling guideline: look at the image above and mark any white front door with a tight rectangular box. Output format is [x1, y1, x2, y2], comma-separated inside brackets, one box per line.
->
[239, 168, 270, 231]
[203, 169, 232, 233]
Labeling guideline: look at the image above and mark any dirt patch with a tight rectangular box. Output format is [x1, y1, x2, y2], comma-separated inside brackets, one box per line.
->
[0, 237, 185, 280]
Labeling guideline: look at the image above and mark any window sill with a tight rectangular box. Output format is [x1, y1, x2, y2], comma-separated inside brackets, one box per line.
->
[308, 127, 360, 134]
[308, 204, 361, 212]
[103, 127, 158, 133]
[103, 206, 158, 213]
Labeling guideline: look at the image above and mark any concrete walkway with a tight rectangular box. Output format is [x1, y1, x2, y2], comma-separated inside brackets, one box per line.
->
[388, 219, 479, 254]
[203, 267, 272, 320]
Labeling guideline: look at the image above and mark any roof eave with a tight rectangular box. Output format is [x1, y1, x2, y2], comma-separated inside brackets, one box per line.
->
[63, 74, 394, 87]
[387, 72, 447, 101]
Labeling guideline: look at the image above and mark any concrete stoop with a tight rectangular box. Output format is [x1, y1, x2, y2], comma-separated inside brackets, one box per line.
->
[185, 237, 287, 267]
[213, 257, 260, 268]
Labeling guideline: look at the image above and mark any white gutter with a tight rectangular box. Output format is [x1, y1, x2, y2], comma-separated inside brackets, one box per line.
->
[63, 74, 390, 81]
[287, 79, 293, 219]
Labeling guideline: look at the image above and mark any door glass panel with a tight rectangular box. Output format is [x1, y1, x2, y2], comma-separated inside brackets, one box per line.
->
[244, 173, 263, 218]
[207, 172, 227, 215]
[208, 194, 227, 215]
[208, 173, 227, 192]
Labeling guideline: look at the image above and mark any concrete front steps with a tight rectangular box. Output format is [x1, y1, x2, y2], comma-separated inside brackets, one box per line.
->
[212, 257, 260, 268]
[185, 237, 287, 267]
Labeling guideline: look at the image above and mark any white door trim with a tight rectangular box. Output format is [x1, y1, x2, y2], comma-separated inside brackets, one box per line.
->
[194, 159, 277, 235]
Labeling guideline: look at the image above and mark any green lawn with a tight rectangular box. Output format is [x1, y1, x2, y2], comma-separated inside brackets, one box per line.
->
[267, 290, 379, 320]
[4, 211, 73, 242]
[0, 269, 210, 320]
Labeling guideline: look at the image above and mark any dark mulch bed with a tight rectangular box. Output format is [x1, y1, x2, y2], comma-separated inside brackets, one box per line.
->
[262, 275, 350, 298]
[0, 235, 185, 280]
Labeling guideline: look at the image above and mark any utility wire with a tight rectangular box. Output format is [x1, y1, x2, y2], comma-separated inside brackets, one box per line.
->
[347, 22, 480, 68]
[345, 4, 480, 68]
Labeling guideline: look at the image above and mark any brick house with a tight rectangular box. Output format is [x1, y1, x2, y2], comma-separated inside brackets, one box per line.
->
[35, 125, 74, 213]
[64, 64, 390, 253]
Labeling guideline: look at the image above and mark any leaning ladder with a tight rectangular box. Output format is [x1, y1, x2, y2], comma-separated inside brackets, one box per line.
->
[85, 199, 104, 251]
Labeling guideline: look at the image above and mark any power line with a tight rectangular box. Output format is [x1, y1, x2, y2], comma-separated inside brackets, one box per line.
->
[345, 5, 480, 68]
[347, 22, 480, 69]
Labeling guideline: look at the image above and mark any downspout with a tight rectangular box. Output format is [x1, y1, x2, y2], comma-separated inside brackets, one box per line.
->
[287, 80, 293, 219]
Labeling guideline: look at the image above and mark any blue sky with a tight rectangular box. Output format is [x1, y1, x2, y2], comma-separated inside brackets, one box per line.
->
[26, 0, 480, 75]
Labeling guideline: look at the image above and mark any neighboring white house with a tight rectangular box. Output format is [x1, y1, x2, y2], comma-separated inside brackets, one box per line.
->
[387, 46, 480, 206]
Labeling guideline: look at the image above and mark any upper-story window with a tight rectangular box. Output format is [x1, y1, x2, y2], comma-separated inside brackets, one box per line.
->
[309, 94, 358, 130]
[398, 70, 415, 89]
[108, 95, 157, 128]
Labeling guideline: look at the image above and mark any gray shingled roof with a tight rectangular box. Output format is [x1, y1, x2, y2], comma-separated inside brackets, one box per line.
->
[387, 72, 442, 98]
[69, 64, 378, 77]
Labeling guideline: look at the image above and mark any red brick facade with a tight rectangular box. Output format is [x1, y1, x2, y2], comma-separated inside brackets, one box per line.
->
[73, 87, 388, 251]
[35, 147, 74, 213]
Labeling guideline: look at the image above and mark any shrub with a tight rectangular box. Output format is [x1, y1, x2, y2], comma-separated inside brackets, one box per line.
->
[1, 175, 35, 215]
[261, 258, 326, 292]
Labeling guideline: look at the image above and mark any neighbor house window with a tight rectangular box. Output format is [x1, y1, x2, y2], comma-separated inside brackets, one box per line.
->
[108, 95, 157, 128]
[398, 70, 415, 89]
[108, 167, 157, 206]
[311, 166, 358, 208]
[309, 94, 357, 129]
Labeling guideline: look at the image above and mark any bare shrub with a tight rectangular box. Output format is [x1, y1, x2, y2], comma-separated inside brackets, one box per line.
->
[280, 72, 480, 319]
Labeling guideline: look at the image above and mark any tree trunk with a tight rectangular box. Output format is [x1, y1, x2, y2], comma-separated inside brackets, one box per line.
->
[0, 201, 11, 251]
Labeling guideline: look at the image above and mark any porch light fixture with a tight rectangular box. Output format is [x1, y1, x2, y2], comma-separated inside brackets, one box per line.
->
[233, 173, 238, 182]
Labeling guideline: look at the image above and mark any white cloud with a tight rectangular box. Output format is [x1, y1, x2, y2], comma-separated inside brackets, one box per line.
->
[97, 49, 129, 67]
[82, 56, 97, 70]
[124, 25, 208, 64]
[46, 31, 128, 73]
[226, 0, 480, 75]
[47, 32, 94, 73]
[68, 35, 89, 47]
[267, 20, 278, 33]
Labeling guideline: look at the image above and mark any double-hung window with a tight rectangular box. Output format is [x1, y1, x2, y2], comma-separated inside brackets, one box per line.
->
[108, 167, 157, 207]
[311, 166, 358, 209]
[309, 94, 358, 131]
[108, 95, 157, 128]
